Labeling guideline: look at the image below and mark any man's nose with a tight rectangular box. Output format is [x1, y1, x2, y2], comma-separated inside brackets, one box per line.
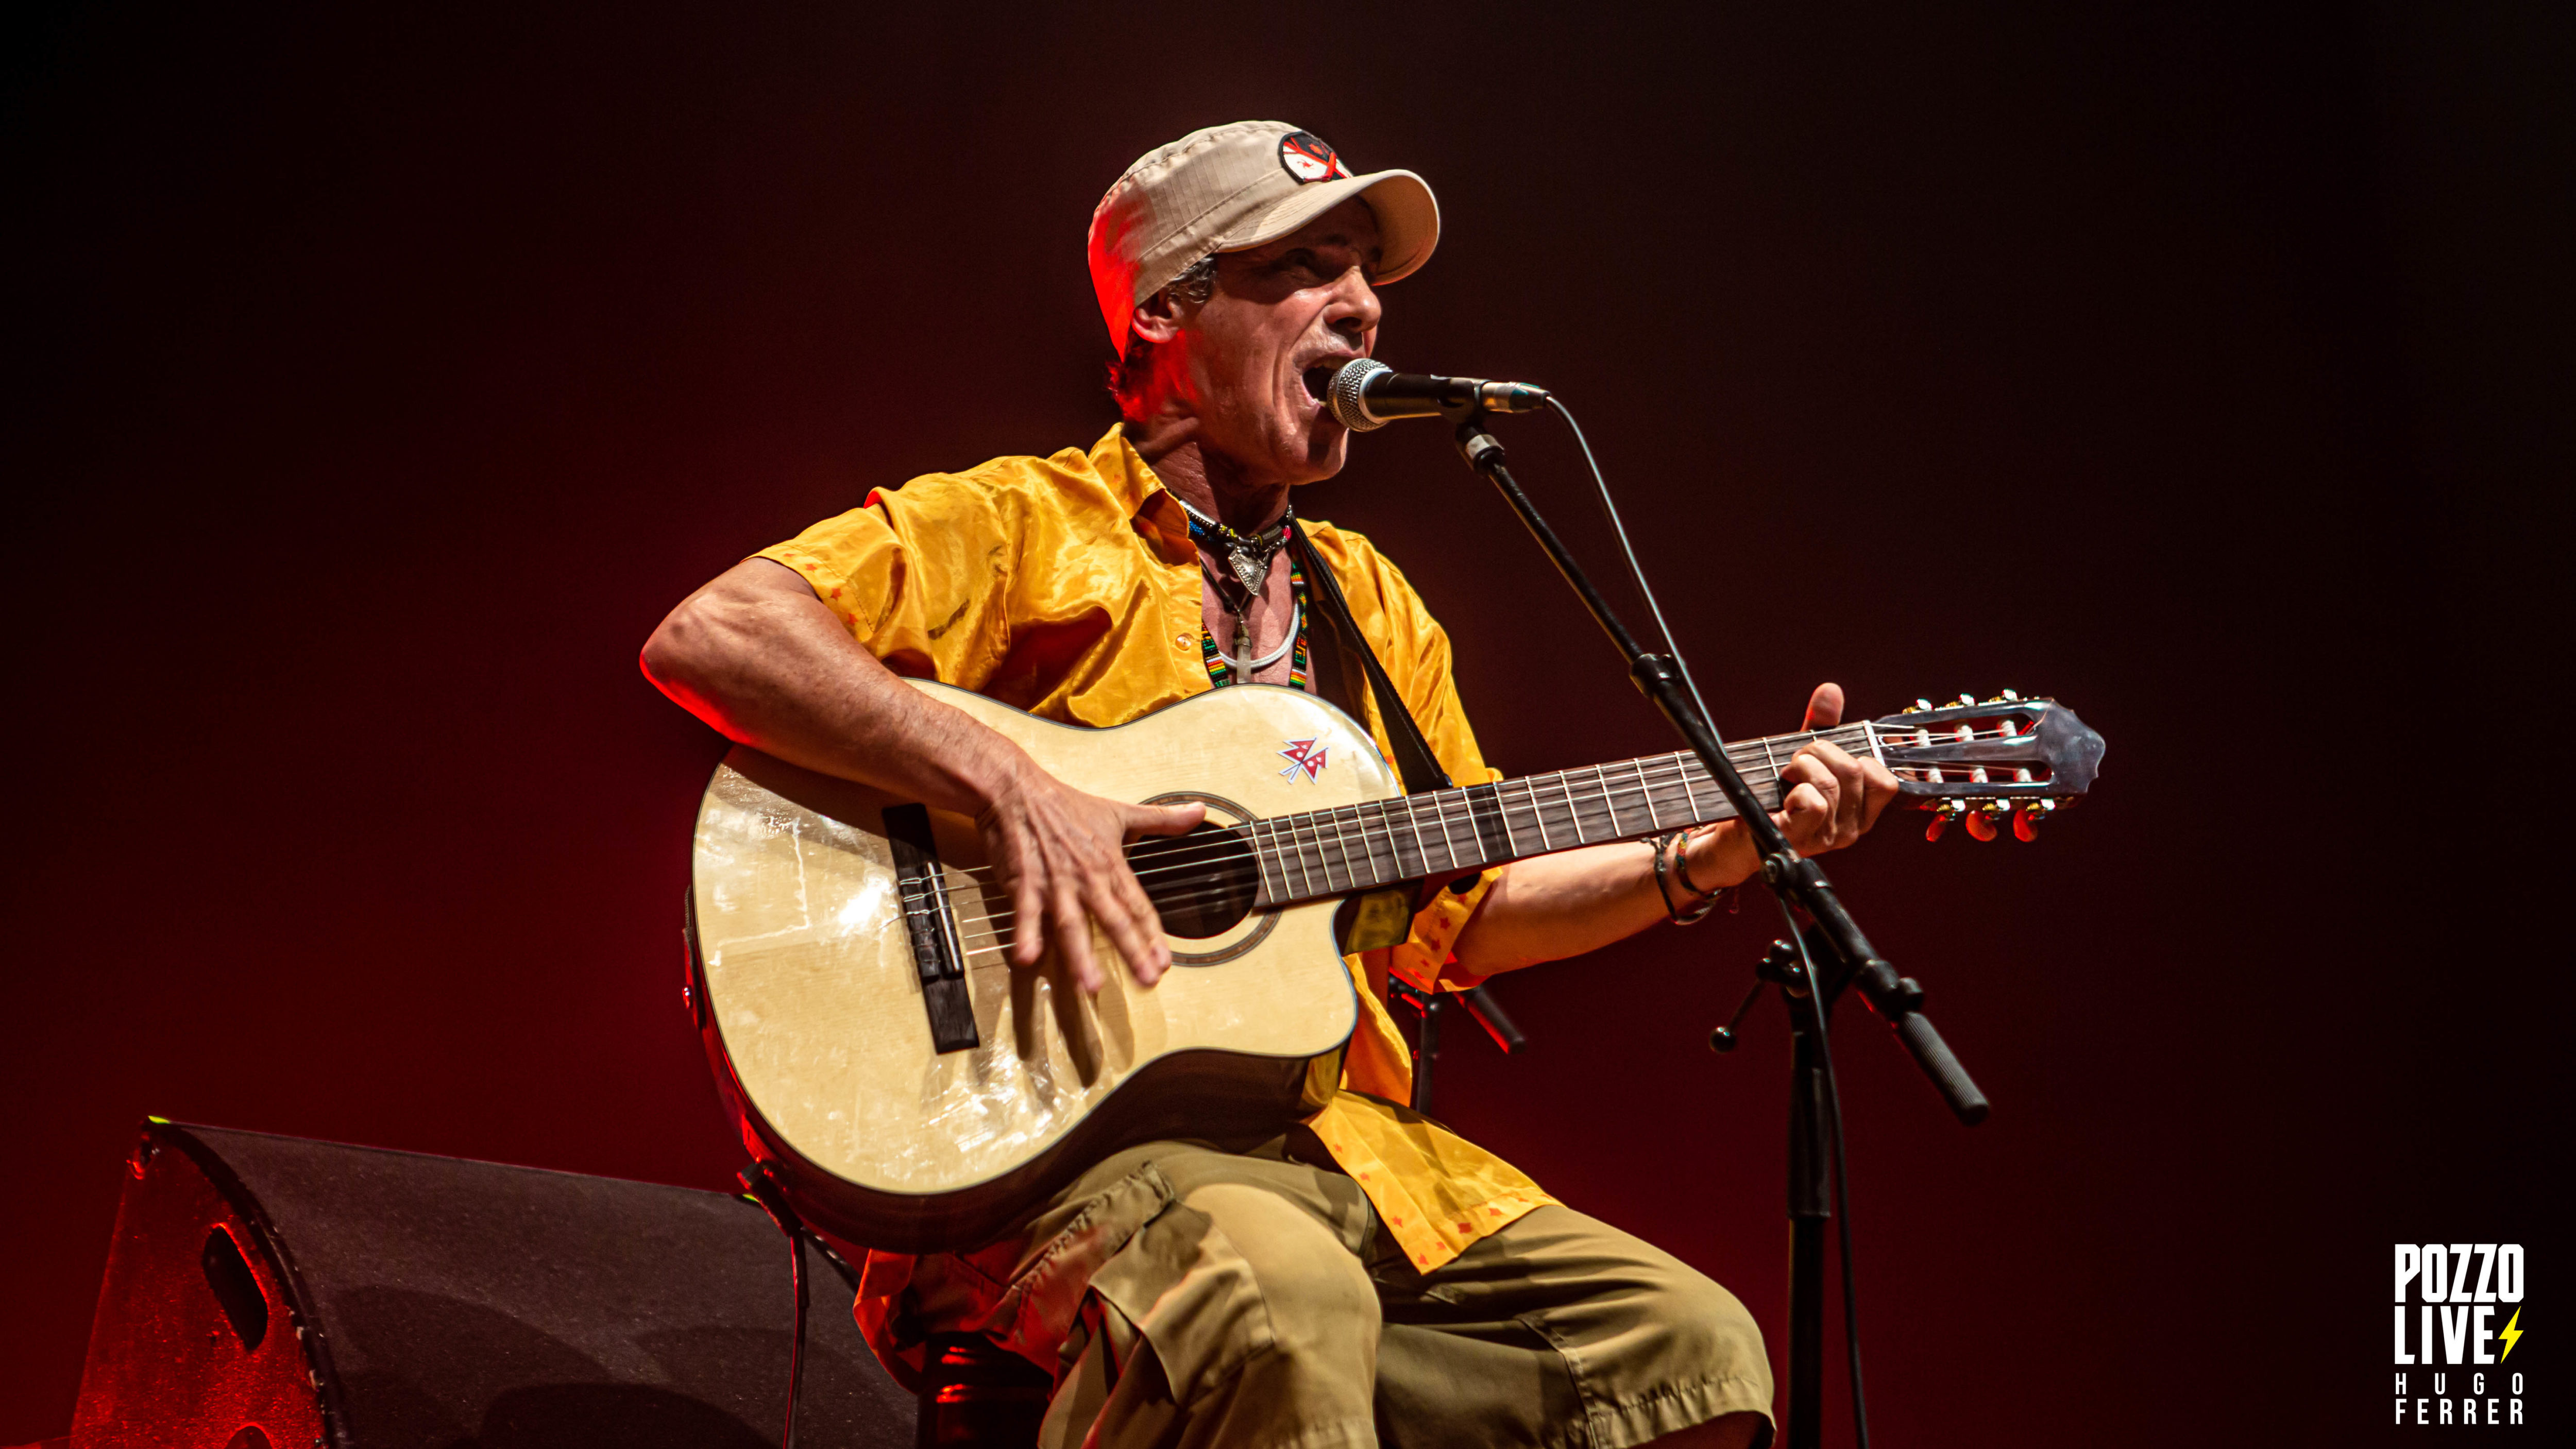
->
[1326, 269, 1381, 342]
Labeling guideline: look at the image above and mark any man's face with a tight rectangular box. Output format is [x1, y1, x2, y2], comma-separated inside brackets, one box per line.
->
[1149, 198, 1383, 486]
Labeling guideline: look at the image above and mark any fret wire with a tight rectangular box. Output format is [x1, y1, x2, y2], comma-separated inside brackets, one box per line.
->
[1251, 817, 1283, 904]
[1347, 803, 1383, 888]
[1315, 807, 1345, 893]
[1246, 722, 1906, 904]
[1457, 788, 1490, 869]
[1430, 787, 1464, 871]
[1524, 777, 1553, 851]
[1448, 788, 1478, 871]
[1581, 763, 1611, 838]
[1401, 793, 1432, 878]
[1298, 806, 1333, 895]
[1351, 800, 1388, 888]
[1632, 757, 1664, 830]
[1325, 805, 1361, 893]
[1557, 770, 1587, 844]
[1329, 805, 1369, 892]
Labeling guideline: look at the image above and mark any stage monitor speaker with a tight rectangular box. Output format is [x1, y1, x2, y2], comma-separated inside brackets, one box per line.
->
[71, 1120, 916, 1449]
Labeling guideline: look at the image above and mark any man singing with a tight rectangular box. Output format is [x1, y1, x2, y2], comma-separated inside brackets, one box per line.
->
[645, 121, 1896, 1449]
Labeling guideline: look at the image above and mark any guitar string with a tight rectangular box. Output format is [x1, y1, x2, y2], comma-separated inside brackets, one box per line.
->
[924, 765, 1752, 957]
[925, 747, 2048, 961]
[925, 764, 2059, 959]
[892, 735, 1857, 917]
[891, 715, 2034, 915]
[892, 720, 2029, 936]
[887, 721, 1899, 904]
[915, 726, 1953, 953]
[906, 751, 2048, 953]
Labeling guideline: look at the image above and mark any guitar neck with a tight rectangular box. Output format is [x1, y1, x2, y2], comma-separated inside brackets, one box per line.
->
[1244, 722, 1878, 907]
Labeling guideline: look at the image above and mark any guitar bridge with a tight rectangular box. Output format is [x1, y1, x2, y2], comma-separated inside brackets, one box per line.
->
[884, 804, 979, 1054]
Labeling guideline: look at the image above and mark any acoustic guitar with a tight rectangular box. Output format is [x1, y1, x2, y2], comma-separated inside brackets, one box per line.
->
[685, 680, 2103, 1251]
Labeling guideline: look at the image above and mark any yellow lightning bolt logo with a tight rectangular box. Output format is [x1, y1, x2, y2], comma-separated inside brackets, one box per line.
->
[2498, 1308, 2522, 1361]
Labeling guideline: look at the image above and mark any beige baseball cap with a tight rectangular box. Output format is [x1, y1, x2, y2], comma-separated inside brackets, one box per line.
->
[1088, 121, 1439, 357]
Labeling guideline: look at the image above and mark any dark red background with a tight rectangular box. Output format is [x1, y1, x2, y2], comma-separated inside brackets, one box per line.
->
[5, 3, 2564, 1442]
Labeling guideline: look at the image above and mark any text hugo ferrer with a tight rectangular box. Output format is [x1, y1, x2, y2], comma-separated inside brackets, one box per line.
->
[2395, 1243, 2524, 1366]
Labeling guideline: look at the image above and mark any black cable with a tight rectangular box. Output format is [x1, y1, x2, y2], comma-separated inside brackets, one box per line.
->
[1827, 1031, 1870, 1449]
[1777, 899, 1873, 1449]
[1544, 399, 1721, 730]
[1554, 397, 1872, 1448]
[742, 1169, 812, 1449]
[781, 1220, 809, 1449]
[1768, 892, 1870, 1449]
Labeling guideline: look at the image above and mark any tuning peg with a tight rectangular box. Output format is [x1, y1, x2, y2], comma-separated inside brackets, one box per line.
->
[1955, 692, 1977, 708]
[1925, 798, 1962, 842]
[1964, 799, 2010, 842]
[1984, 689, 2020, 705]
[2012, 798, 2057, 842]
[1902, 698, 1931, 715]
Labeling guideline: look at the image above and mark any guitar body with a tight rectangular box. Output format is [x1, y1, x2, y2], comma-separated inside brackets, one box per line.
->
[687, 680, 1394, 1253]
[686, 670, 2107, 1253]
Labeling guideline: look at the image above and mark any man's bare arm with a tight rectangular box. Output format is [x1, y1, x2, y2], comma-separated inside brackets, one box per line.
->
[1451, 683, 1897, 975]
[641, 557, 1200, 990]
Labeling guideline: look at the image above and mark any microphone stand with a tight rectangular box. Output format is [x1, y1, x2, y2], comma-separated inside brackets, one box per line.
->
[1444, 406, 1988, 1449]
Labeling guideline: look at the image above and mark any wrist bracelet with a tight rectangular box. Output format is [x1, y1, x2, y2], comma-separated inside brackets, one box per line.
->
[1672, 828, 1723, 900]
[1651, 831, 1721, 926]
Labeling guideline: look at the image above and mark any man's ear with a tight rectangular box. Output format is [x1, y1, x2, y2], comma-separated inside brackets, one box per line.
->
[1128, 288, 1185, 347]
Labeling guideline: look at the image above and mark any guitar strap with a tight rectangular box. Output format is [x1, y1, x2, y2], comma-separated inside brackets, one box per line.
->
[1287, 519, 1453, 796]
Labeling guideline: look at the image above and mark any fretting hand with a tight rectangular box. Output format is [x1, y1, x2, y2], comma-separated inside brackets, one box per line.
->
[1683, 683, 1901, 890]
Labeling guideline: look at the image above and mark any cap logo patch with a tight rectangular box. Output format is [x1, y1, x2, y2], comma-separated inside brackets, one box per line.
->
[1278, 131, 1353, 184]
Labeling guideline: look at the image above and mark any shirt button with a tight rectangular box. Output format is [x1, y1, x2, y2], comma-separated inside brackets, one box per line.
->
[1174, 631, 1193, 649]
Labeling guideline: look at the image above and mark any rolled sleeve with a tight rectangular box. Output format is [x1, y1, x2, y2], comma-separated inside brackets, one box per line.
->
[1385, 848, 1504, 993]
[754, 476, 1019, 687]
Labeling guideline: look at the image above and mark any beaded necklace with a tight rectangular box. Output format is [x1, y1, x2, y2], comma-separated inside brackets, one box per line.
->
[1197, 549, 1313, 690]
[1177, 498, 1310, 691]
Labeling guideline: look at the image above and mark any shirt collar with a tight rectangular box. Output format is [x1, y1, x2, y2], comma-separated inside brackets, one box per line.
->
[1093, 422, 1163, 517]
[1095, 423, 1193, 560]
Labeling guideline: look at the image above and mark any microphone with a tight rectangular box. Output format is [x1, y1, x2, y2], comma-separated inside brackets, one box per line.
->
[1323, 358, 1550, 432]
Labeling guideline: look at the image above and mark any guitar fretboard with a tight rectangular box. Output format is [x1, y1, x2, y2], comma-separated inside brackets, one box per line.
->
[1242, 723, 1877, 907]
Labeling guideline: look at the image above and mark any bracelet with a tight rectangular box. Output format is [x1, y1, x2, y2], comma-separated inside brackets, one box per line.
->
[1671, 828, 1723, 901]
[1651, 831, 1721, 926]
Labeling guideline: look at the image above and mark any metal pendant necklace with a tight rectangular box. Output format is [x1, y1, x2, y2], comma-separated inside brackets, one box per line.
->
[1176, 495, 1298, 675]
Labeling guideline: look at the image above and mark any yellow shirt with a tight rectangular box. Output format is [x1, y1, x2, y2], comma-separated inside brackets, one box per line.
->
[756, 424, 1555, 1277]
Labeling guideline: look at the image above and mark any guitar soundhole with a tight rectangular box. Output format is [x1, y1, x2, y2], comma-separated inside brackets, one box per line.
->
[1130, 824, 1260, 940]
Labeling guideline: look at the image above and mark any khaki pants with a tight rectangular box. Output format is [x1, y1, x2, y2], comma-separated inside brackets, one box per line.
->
[899, 1136, 1774, 1449]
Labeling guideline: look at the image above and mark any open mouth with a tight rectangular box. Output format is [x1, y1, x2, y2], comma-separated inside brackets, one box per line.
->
[1301, 364, 1338, 402]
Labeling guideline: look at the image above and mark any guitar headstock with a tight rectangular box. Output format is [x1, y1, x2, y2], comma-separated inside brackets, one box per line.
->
[1867, 691, 2105, 842]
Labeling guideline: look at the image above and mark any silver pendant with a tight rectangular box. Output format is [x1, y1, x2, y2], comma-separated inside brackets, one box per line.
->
[1230, 548, 1267, 596]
